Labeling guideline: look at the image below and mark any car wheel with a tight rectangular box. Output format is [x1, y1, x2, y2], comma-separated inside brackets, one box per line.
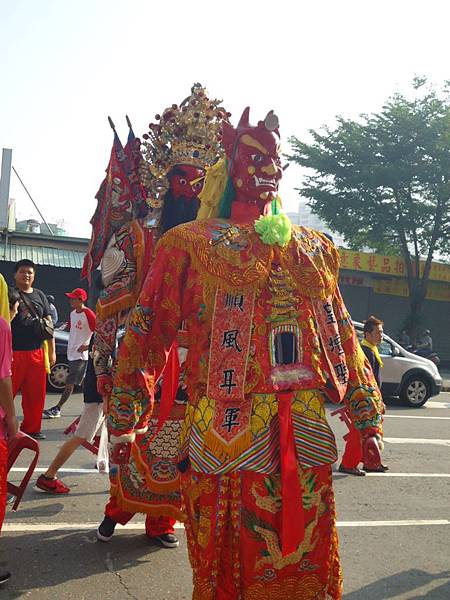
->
[48, 361, 70, 393]
[400, 375, 430, 408]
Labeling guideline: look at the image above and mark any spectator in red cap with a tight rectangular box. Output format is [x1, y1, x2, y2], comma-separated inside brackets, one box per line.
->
[43, 288, 95, 419]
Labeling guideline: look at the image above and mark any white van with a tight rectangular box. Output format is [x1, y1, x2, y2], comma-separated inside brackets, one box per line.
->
[354, 322, 442, 407]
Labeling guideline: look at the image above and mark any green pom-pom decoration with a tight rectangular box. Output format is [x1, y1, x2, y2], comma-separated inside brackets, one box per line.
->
[254, 210, 292, 246]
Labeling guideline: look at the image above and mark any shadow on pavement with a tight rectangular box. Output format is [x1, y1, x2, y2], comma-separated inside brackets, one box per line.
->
[344, 569, 450, 599]
[6, 501, 65, 519]
[1, 529, 192, 599]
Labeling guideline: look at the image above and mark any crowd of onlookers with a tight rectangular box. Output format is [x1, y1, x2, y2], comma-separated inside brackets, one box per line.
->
[0, 259, 97, 585]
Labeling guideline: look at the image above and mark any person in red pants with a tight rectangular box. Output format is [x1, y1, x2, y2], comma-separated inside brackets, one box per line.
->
[99, 497, 177, 547]
[338, 421, 366, 476]
[0, 279, 19, 586]
[338, 315, 388, 475]
[10, 260, 56, 440]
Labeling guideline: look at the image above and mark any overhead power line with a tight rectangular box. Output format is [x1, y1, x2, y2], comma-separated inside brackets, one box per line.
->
[11, 166, 54, 235]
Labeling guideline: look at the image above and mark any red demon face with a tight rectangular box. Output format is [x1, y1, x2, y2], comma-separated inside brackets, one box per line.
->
[168, 165, 205, 200]
[222, 108, 283, 211]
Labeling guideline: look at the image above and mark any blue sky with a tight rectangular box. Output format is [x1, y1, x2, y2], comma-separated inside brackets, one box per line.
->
[1, 0, 450, 237]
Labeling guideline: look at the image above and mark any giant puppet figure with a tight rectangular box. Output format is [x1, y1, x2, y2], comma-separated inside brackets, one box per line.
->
[108, 107, 385, 598]
[90, 84, 229, 547]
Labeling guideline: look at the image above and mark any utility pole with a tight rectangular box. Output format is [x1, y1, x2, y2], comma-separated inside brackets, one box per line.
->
[0, 148, 12, 230]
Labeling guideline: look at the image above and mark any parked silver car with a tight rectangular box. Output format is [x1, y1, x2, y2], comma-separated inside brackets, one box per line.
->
[354, 322, 442, 407]
[47, 329, 70, 393]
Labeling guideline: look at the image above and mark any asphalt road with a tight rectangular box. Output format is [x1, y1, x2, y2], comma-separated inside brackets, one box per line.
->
[2, 391, 450, 599]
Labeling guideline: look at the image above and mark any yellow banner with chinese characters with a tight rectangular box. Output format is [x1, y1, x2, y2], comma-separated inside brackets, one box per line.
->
[372, 278, 450, 302]
[339, 249, 450, 283]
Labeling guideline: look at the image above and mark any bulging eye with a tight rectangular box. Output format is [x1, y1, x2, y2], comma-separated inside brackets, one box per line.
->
[179, 178, 187, 185]
[251, 154, 263, 163]
[192, 181, 203, 192]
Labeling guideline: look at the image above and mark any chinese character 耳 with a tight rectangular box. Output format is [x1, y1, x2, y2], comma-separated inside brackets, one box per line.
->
[220, 369, 237, 394]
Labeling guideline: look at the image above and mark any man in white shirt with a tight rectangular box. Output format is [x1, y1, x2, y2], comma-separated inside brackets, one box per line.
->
[44, 288, 96, 419]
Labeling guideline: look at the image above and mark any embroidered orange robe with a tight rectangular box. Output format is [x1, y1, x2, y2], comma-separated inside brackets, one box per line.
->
[109, 218, 384, 599]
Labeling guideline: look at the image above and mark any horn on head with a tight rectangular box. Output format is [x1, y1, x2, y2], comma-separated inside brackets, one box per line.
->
[264, 110, 279, 132]
[237, 106, 250, 128]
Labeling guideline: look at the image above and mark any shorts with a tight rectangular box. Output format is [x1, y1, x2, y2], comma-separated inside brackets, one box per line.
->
[83, 356, 102, 404]
[74, 403, 104, 442]
[66, 360, 87, 386]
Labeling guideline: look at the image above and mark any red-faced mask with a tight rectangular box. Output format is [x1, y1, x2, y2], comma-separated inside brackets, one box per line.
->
[222, 108, 283, 212]
[168, 165, 205, 200]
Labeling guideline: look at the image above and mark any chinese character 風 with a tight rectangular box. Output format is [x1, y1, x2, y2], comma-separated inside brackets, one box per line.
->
[222, 329, 242, 352]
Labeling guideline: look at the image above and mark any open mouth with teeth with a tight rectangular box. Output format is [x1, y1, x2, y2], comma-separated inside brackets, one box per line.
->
[253, 175, 277, 189]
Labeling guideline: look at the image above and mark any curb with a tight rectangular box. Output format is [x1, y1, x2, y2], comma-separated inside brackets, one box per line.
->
[441, 379, 450, 392]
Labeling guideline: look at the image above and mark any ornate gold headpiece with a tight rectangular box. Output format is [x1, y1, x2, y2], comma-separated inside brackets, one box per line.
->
[140, 83, 229, 200]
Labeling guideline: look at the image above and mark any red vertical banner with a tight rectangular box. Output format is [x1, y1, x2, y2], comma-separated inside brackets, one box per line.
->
[206, 287, 255, 454]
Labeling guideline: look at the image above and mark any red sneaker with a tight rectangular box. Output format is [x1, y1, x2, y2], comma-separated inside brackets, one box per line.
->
[35, 475, 70, 494]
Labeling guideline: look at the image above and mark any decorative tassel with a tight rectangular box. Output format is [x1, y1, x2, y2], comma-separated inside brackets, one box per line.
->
[204, 427, 252, 461]
[110, 484, 186, 520]
[96, 294, 138, 320]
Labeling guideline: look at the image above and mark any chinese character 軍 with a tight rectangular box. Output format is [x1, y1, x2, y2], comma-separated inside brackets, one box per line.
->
[221, 407, 241, 432]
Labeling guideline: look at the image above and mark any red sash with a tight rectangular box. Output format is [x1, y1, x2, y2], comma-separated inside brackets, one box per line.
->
[278, 391, 305, 556]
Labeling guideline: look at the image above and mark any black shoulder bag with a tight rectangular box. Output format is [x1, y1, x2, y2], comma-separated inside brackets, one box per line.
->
[19, 291, 55, 342]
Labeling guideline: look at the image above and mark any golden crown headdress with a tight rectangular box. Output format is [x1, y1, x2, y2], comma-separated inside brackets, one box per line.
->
[140, 83, 229, 200]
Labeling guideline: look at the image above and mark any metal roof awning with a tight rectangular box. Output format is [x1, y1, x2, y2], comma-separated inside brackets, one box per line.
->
[0, 243, 85, 269]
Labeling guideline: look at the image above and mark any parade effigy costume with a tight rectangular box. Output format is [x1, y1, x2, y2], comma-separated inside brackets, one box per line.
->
[86, 85, 228, 531]
[109, 108, 384, 598]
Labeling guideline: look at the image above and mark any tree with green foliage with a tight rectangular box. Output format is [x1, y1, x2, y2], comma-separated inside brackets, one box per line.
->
[288, 78, 450, 339]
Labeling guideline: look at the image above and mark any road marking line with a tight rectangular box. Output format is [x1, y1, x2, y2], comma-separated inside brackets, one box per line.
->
[384, 415, 450, 420]
[11, 467, 450, 478]
[336, 520, 450, 527]
[10, 467, 98, 474]
[425, 401, 450, 409]
[384, 437, 450, 446]
[335, 472, 450, 477]
[2, 522, 148, 532]
[3, 519, 449, 533]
